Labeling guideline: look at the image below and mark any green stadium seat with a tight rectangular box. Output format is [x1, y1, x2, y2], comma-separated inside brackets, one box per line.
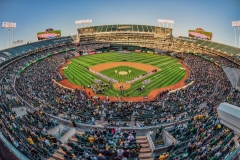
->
[199, 40, 212, 47]
[214, 44, 227, 51]
[151, 26, 156, 32]
[147, 26, 152, 32]
[142, 25, 148, 32]
[138, 25, 143, 32]
[132, 25, 138, 31]
[207, 42, 220, 49]
[194, 40, 205, 45]
[106, 25, 113, 32]
[112, 25, 117, 32]
[101, 25, 107, 32]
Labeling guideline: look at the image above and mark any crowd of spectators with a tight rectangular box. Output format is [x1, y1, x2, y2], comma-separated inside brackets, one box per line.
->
[64, 127, 142, 160]
[77, 41, 110, 53]
[0, 46, 71, 159]
[0, 41, 240, 159]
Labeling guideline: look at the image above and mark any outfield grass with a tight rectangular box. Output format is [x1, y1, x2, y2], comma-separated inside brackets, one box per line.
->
[100, 66, 146, 82]
[63, 52, 186, 97]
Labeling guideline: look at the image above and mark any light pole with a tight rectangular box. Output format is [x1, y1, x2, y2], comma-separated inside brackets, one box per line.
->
[239, 25, 240, 48]
[2, 22, 16, 49]
[232, 21, 240, 47]
[75, 19, 92, 41]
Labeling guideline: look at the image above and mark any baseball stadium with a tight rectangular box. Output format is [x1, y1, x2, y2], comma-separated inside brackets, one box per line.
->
[0, 1, 240, 160]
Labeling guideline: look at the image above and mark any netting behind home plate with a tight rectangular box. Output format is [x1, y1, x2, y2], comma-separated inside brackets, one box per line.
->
[222, 66, 240, 91]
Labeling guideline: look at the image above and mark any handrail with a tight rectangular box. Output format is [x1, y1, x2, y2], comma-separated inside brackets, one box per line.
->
[147, 133, 155, 152]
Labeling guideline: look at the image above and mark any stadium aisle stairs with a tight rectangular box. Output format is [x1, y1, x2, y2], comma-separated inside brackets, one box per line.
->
[137, 136, 153, 160]
[48, 132, 84, 160]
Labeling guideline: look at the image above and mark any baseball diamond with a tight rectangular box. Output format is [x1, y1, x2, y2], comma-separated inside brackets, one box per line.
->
[59, 52, 187, 98]
[100, 66, 147, 82]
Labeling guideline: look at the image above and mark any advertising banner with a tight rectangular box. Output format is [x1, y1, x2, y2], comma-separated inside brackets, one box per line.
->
[89, 52, 96, 55]
[135, 50, 141, 52]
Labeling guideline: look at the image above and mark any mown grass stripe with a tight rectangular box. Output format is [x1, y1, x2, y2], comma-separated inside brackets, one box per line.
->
[64, 52, 187, 97]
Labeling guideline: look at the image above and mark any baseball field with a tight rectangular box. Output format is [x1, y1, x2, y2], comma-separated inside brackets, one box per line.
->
[61, 52, 187, 97]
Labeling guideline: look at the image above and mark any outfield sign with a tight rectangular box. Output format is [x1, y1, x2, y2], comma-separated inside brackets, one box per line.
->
[89, 52, 95, 55]
[74, 53, 80, 57]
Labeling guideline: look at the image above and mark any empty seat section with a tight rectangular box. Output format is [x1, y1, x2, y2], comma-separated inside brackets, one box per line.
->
[6, 48, 21, 56]
[0, 52, 10, 60]
[106, 25, 112, 32]
[147, 26, 152, 32]
[142, 25, 148, 32]
[151, 26, 156, 32]
[111, 25, 117, 31]
[132, 25, 138, 31]
[29, 43, 42, 49]
[214, 44, 227, 51]
[228, 48, 240, 55]
[138, 25, 143, 32]
[207, 42, 219, 49]
[221, 46, 232, 52]
[200, 41, 212, 47]
[194, 40, 205, 45]
[96, 26, 102, 32]
[101, 25, 107, 32]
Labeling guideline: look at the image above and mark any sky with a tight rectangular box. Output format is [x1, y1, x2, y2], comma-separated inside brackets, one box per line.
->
[0, 0, 239, 50]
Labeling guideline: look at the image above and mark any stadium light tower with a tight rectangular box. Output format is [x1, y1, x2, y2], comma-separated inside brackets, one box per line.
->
[232, 21, 240, 48]
[2, 22, 16, 49]
[75, 19, 92, 40]
[157, 19, 174, 29]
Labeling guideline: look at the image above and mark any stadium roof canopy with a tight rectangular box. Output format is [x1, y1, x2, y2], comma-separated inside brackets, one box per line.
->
[77, 24, 172, 33]
[222, 66, 240, 91]
[177, 36, 240, 57]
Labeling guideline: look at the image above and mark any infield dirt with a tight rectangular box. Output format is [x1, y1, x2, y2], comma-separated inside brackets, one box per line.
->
[90, 62, 160, 72]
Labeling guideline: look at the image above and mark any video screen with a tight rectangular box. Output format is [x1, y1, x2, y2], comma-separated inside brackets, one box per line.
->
[37, 29, 61, 40]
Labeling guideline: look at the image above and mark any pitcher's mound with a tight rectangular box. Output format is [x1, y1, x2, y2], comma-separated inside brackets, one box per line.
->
[114, 82, 131, 90]
[119, 71, 128, 75]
